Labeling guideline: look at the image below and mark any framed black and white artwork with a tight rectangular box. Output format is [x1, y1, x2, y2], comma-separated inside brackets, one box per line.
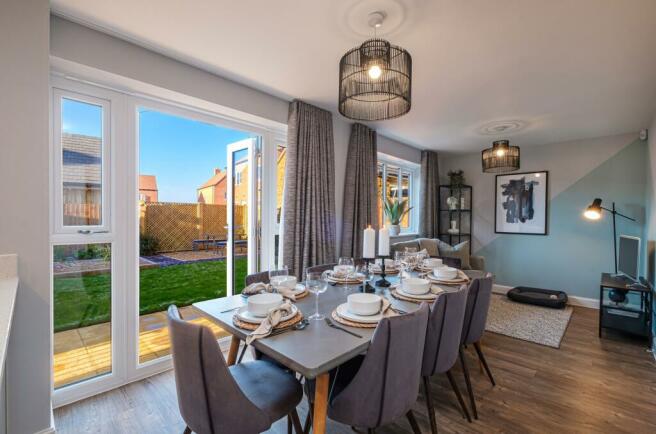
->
[495, 171, 548, 235]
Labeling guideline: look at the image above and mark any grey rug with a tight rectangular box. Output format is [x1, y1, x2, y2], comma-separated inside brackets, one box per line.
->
[485, 293, 573, 348]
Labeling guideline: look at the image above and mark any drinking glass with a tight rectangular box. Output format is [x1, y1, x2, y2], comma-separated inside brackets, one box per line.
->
[395, 251, 407, 284]
[357, 263, 373, 291]
[337, 257, 355, 290]
[306, 271, 326, 321]
[268, 266, 289, 289]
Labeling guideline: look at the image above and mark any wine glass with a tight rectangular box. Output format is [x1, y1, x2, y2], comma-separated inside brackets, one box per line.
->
[306, 271, 326, 321]
[395, 251, 406, 284]
[357, 263, 373, 292]
[337, 257, 355, 290]
[268, 266, 289, 289]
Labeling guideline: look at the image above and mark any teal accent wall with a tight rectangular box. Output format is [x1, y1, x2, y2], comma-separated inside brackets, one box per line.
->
[478, 139, 647, 299]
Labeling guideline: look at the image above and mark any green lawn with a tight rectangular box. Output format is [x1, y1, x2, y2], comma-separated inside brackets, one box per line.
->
[54, 258, 247, 333]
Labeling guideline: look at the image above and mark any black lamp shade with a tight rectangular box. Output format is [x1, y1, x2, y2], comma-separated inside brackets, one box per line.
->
[482, 140, 520, 173]
[338, 38, 412, 121]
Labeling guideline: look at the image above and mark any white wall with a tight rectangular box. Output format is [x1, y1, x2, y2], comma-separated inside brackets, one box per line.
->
[50, 16, 421, 258]
[0, 1, 52, 433]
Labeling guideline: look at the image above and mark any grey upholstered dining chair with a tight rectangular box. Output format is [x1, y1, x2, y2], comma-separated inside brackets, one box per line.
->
[459, 273, 495, 420]
[421, 285, 471, 433]
[244, 270, 270, 286]
[305, 303, 430, 434]
[167, 305, 304, 434]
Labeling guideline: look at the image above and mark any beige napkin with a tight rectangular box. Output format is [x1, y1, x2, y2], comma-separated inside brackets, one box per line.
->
[246, 300, 295, 344]
[242, 282, 270, 296]
[242, 282, 300, 301]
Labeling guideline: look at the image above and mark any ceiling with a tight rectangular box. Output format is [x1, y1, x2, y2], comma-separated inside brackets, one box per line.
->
[51, 0, 656, 153]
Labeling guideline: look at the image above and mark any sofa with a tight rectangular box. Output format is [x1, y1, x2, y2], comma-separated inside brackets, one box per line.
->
[390, 238, 486, 279]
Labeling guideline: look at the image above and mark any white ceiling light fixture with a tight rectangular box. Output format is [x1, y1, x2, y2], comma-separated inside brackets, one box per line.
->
[338, 11, 412, 121]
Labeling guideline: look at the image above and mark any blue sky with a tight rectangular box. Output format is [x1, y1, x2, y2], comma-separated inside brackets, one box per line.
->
[62, 98, 251, 202]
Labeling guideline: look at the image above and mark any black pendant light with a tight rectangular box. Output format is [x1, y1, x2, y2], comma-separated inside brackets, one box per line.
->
[338, 12, 412, 121]
[482, 140, 520, 173]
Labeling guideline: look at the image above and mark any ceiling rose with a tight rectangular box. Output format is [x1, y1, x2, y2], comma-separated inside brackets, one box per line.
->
[338, 11, 412, 121]
[476, 120, 528, 136]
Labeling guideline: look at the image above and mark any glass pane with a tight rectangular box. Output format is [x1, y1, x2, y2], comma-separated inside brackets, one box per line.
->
[275, 144, 286, 267]
[401, 171, 411, 229]
[231, 147, 249, 293]
[61, 98, 103, 226]
[385, 166, 400, 226]
[53, 243, 112, 388]
[138, 108, 251, 364]
[377, 163, 384, 227]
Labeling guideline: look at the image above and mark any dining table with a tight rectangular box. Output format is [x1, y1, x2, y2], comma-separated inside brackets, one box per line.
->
[193, 273, 462, 434]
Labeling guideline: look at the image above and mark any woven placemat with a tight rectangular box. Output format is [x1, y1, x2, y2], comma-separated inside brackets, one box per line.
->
[233, 311, 303, 331]
[373, 269, 400, 275]
[390, 288, 438, 303]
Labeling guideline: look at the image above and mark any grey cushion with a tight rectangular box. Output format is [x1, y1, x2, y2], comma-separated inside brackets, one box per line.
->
[390, 240, 421, 256]
[436, 239, 471, 270]
[418, 238, 440, 257]
[230, 361, 303, 423]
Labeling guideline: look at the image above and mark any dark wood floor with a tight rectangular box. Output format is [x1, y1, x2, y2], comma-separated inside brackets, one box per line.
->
[54, 307, 656, 433]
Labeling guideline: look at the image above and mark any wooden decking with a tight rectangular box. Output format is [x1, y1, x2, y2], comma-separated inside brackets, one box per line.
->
[54, 306, 656, 433]
[53, 306, 228, 388]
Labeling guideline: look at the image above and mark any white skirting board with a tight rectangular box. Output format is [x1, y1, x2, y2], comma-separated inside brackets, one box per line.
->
[493, 284, 600, 309]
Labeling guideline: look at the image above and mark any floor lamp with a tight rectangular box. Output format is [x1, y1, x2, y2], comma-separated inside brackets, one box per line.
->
[583, 198, 636, 274]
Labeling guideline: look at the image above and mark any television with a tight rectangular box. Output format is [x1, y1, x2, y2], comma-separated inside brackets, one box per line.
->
[618, 235, 640, 281]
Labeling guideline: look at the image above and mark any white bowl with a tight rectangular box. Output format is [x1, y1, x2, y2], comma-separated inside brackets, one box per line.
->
[402, 277, 431, 295]
[347, 293, 382, 316]
[247, 293, 283, 317]
[434, 267, 458, 279]
[423, 258, 443, 268]
[271, 275, 297, 289]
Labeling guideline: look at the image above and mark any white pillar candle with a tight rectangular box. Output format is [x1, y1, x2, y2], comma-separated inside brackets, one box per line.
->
[378, 225, 390, 257]
[363, 225, 376, 258]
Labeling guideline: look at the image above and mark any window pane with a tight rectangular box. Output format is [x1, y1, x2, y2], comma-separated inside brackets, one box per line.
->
[377, 163, 384, 227]
[275, 145, 286, 267]
[61, 98, 103, 226]
[401, 171, 411, 229]
[53, 243, 112, 389]
[385, 166, 400, 225]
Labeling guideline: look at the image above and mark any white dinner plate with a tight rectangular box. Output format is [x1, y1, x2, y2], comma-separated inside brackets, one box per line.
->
[326, 271, 365, 283]
[426, 273, 468, 284]
[273, 283, 306, 295]
[235, 304, 298, 324]
[336, 303, 383, 324]
[396, 287, 439, 300]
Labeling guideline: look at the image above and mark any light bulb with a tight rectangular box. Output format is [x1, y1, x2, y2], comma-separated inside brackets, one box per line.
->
[368, 65, 382, 79]
[584, 209, 601, 220]
[495, 149, 506, 157]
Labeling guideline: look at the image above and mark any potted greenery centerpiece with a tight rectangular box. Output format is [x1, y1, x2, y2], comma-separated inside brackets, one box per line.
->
[383, 198, 413, 236]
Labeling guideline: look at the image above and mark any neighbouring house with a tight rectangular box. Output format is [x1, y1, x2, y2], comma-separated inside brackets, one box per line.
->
[62, 132, 101, 225]
[197, 168, 227, 204]
[139, 175, 158, 203]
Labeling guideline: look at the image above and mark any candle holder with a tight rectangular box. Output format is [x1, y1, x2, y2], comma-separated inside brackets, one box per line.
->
[362, 258, 376, 293]
[375, 255, 391, 287]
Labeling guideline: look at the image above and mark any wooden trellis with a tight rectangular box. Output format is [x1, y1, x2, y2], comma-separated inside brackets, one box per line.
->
[140, 202, 248, 253]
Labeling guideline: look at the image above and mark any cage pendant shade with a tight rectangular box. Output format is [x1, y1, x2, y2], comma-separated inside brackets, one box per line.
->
[482, 140, 520, 173]
[339, 38, 412, 121]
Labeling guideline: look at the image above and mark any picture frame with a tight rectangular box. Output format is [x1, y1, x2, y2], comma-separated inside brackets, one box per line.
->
[494, 171, 548, 235]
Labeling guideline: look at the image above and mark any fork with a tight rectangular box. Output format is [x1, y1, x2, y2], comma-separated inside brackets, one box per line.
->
[324, 317, 363, 338]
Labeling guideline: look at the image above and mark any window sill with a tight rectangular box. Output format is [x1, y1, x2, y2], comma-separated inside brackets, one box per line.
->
[390, 232, 419, 239]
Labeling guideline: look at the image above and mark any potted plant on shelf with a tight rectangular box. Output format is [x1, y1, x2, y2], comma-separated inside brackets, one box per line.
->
[383, 198, 413, 236]
[447, 169, 466, 209]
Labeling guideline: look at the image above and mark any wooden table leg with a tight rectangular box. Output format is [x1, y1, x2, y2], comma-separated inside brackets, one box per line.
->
[312, 373, 330, 434]
[226, 335, 240, 366]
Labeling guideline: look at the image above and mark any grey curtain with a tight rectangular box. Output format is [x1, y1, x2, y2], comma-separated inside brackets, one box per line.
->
[340, 123, 378, 258]
[281, 100, 337, 279]
[419, 150, 440, 238]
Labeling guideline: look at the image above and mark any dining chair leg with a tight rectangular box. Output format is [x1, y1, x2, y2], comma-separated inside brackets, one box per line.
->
[183, 427, 191, 434]
[473, 341, 496, 386]
[290, 409, 304, 434]
[237, 343, 248, 364]
[303, 402, 313, 434]
[446, 370, 471, 423]
[406, 410, 421, 434]
[287, 414, 292, 434]
[422, 376, 438, 434]
[459, 347, 478, 420]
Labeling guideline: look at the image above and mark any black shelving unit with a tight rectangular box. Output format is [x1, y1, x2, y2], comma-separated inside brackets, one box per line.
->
[438, 185, 473, 254]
